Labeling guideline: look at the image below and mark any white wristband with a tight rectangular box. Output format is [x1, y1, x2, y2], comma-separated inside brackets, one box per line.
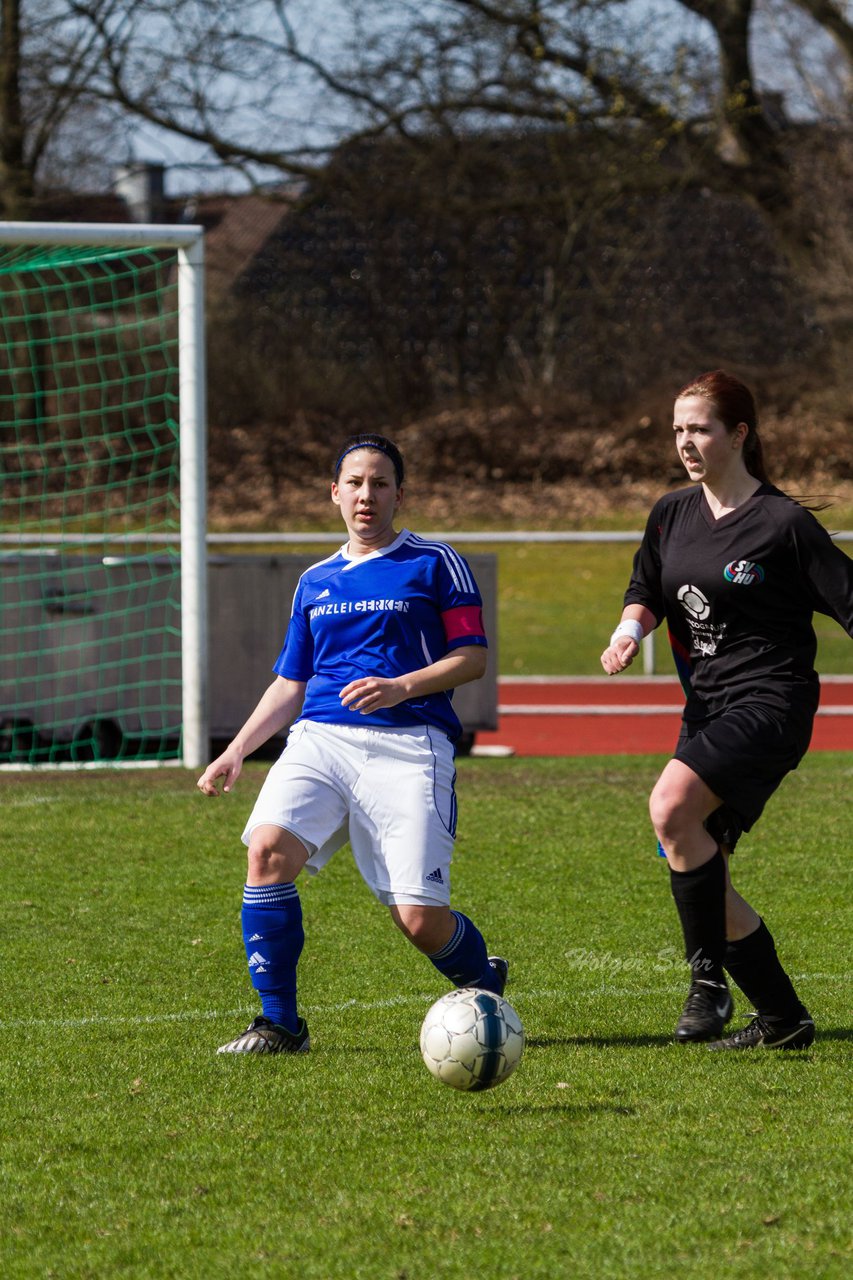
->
[610, 619, 644, 647]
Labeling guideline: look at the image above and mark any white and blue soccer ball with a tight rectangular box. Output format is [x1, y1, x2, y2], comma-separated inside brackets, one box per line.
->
[419, 987, 524, 1091]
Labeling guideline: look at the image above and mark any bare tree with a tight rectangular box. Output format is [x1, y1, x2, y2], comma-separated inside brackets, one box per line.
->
[0, 0, 30, 215]
[60, 1, 851, 256]
[0, 0, 133, 215]
[321, 0, 850, 231]
[3, 1, 852, 222]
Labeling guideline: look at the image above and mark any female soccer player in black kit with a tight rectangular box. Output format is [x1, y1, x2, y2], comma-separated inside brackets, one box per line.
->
[601, 370, 853, 1049]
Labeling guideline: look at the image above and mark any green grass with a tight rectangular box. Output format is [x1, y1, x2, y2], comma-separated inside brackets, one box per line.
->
[1, 757, 851, 1278]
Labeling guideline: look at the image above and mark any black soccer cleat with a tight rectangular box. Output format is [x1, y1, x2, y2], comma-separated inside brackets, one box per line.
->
[217, 1014, 310, 1055]
[488, 956, 509, 996]
[708, 1011, 815, 1051]
[674, 979, 733, 1043]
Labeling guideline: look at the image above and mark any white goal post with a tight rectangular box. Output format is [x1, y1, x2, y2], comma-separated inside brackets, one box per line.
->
[0, 221, 208, 769]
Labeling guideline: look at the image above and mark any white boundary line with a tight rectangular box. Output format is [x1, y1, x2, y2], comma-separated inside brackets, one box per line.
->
[499, 704, 681, 716]
[498, 704, 853, 717]
[500, 674, 853, 684]
[0, 977, 845, 1032]
[0, 759, 185, 773]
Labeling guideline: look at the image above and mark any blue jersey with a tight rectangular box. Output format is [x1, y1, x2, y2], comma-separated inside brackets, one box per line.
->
[273, 529, 487, 741]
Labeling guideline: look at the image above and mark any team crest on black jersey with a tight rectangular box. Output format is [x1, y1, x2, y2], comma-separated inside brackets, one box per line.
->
[724, 559, 765, 586]
[677, 584, 710, 621]
[677, 582, 728, 656]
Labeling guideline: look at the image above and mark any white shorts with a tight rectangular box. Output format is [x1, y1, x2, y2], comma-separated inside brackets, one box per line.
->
[241, 720, 457, 906]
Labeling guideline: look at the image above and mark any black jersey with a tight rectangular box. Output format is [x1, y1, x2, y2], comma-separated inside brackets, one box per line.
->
[624, 484, 853, 721]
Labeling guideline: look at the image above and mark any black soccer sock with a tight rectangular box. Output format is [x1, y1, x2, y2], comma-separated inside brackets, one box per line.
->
[669, 847, 727, 986]
[724, 919, 806, 1022]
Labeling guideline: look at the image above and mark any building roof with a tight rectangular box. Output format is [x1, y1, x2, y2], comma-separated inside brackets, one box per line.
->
[28, 182, 293, 302]
[32, 191, 134, 224]
[190, 193, 294, 302]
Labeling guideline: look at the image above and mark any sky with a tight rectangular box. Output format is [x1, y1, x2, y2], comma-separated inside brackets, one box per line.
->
[126, 0, 366, 196]
[121, 0, 846, 199]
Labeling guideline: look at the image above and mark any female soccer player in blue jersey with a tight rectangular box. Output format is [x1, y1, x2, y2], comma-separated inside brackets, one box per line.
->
[198, 433, 507, 1054]
[601, 370, 853, 1050]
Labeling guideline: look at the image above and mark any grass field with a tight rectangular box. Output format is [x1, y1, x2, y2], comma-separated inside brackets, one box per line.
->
[1, 755, 851, 1278]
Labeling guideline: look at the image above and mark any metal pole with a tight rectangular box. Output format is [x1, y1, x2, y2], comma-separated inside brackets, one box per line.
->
[0, 220, 205, 248]
[178, 233, 209, 769]
[642, 632, 656, 675]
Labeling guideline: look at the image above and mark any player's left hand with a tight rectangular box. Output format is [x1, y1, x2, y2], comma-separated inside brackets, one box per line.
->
[339, 676, 406, 713]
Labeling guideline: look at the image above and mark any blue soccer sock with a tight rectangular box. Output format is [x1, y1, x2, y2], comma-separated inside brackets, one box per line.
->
[428, 910, 503, 994]
[241, 882, 304, 1032]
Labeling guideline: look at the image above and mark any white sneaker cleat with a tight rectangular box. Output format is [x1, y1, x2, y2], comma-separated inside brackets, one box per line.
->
[217, 1015, 310, 1055]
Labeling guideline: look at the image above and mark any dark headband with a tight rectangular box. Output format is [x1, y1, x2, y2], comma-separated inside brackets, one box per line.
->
[334, 440, 402, 483]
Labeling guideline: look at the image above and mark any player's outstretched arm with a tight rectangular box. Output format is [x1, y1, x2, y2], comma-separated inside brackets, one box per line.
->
[339, 646, 487, 714]
[600, 606, 657, 675]
[197, 676, 306, 795]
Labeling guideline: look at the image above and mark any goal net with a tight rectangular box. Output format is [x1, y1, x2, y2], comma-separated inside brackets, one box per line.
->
[0, 223, 207, 768]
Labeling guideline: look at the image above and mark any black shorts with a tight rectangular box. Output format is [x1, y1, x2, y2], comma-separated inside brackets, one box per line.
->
[674, 701, 814, 851]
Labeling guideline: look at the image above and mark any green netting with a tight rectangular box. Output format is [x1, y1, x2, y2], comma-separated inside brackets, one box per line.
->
[0, 242, 183, 763]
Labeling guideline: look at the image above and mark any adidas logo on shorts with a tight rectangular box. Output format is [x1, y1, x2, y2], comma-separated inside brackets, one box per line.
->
[425, 867, 444, 884]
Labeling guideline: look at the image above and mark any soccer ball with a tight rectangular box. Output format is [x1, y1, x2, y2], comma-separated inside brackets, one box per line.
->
[419, 987, 524, 1091]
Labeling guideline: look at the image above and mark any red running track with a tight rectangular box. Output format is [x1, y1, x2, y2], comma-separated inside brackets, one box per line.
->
[472, 676, 853, 757]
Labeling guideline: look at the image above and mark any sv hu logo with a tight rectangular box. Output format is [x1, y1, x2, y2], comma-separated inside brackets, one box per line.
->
[724, 559, 765, 586]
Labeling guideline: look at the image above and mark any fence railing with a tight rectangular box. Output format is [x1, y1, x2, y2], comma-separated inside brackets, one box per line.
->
[5, 529, 852, 676]
[5, 530, 852, 545]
